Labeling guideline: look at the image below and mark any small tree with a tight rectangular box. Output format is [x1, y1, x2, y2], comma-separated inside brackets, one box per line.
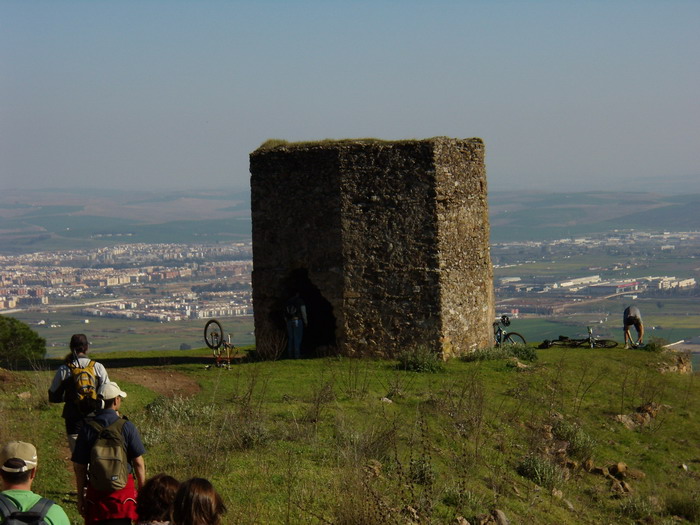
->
[0, 315, 46, 367]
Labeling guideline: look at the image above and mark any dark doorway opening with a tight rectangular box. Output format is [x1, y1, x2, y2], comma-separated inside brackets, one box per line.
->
[280, 268, 336, 357]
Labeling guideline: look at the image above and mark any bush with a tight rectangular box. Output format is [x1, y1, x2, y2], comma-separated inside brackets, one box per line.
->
[396, 346, 445, 373]
[230, 417, 271, 450]
[619, 494, 656, 521]
[664, 492, 700, 522]
[145, 395, 211, 424]
[637, 336, 668, 352]
[516, 455, 565, 489]
[441, 487, 483, 514]
[461, 344, 537, 363]
[408, 457, 435, 486]
[510, 344, 538, 362]
[0, 315, 46, 365]
[552, 420, 596, 461]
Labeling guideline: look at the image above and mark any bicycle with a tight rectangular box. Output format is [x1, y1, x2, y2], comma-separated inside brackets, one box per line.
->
[203, 318, 236, 369]
[540, 326, 618, 349]
[493, 315, 526, 347]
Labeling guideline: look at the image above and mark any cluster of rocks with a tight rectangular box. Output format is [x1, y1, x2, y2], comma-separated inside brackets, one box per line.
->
[614, 401, 670, 430]
[534, 416, 648, 501]
[583, 460, 646, 497]
[454, 509, 510, 525]
[656, 350, 693, 374]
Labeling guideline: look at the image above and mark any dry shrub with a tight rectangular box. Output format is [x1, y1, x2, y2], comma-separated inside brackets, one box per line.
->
[303, 381, 335, 423]
[253, 326, 286, 360]
[330, 468, 401, 525]
[334, 416, 397, 464]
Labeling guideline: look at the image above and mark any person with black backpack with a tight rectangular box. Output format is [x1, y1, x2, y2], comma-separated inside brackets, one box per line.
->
[0, 441, 70, 525]
[72, 382, 146, 525]
[48, 334, 110, 453]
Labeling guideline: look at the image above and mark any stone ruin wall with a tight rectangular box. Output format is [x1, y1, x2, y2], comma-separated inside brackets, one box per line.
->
[249, 137, 493, 358]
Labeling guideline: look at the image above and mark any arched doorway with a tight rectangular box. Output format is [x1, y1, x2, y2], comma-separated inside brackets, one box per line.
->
[280, 268, 336, 357]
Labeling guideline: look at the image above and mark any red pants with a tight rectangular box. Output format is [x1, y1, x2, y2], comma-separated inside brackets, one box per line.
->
[85, 474, 138, 524]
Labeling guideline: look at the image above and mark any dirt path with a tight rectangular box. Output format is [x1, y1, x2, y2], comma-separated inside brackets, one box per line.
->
[108, 367, 201, 397]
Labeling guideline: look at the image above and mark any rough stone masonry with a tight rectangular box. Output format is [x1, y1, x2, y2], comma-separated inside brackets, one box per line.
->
[249, 137, 494, 358]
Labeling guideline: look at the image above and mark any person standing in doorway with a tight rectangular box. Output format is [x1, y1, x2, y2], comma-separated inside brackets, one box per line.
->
[623, 305, 644, 348]
[284, 291, 308, 359]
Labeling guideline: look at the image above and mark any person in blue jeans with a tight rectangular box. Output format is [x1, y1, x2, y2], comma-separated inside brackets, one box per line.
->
[284, 292, 308, 358]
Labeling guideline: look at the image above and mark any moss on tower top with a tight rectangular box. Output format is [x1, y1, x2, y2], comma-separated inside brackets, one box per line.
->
[254, 136, 483, 154]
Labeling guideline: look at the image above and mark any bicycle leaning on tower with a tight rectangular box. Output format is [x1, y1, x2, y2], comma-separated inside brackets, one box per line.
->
[493, 315, 527, 348]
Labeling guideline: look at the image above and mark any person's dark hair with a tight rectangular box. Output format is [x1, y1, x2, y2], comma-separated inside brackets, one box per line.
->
[171, 478, 226, 525]
[69, 334, 89, 353]
[103, 398, 117, 409]
[137, 473, 180, 522]
[0, 459, 33, 485]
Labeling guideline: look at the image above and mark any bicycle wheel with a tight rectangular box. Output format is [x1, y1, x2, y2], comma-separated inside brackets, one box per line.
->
[503, 332, 526, 345]
[204, 319, 224, 349]
[593, 339, 618, 349]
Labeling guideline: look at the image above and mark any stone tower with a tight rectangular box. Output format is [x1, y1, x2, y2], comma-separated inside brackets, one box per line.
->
[249, 137, 493, 358]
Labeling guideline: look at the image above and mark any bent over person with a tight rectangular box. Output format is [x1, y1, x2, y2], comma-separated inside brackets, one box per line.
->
[48, 334, 110, 453]
[1, 441, 70, 525]
[623, 305, 644, 348]
[72, 382, 146, 525]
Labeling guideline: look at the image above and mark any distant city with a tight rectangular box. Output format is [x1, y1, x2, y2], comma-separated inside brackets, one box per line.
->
[0, 243, 253, 322]
[3, 229, 698, 326]
[492, 229, 699, 316]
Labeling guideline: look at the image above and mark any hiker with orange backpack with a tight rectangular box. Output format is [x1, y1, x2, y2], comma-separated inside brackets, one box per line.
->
[48, 334, 110, 453]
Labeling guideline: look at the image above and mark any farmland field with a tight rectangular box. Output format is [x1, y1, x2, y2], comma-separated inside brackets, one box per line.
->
[9, 309, 254, 357]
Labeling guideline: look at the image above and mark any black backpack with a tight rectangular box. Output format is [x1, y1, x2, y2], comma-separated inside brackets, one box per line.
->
[0, 494, 53, 525]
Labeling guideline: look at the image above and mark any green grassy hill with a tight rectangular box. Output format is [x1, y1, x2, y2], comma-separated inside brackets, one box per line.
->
[2, 346, 698, 524]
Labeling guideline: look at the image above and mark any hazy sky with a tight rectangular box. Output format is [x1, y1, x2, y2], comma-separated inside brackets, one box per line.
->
[2, 1, 699, 194]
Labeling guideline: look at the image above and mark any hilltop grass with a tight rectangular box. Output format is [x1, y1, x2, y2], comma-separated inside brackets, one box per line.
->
[1, 346, 699, 524]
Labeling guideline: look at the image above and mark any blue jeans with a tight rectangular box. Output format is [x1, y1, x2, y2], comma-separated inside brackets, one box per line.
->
[286, 319, 303, 358]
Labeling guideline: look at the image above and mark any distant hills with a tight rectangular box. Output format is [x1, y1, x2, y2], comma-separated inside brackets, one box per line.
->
[1, 188, 698, 253]
[0, 188, 251, 253]
[489, 191, 700, 242]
